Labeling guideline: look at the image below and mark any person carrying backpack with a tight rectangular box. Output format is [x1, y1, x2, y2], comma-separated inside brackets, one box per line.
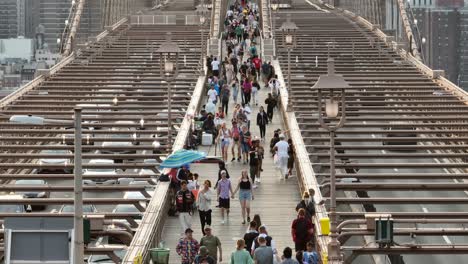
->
[176, 181, 195, 235]
[291, 208, 314, 252]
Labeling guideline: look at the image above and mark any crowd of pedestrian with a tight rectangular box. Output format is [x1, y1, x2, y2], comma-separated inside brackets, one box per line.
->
[172, 0, 321, 263]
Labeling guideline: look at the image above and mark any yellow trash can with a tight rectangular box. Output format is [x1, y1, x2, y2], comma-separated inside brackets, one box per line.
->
[320, 217, 330, 235]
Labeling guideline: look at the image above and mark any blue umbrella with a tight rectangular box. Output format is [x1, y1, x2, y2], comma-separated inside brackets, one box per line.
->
[159, 149, 207, 168]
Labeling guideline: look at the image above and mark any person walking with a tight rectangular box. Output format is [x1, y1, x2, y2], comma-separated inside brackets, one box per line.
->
[200, 225, 223, 263]
[274, 134, 290, 179]
[231, 79, 239, 104]
[230, 239, 253, 264]
[280, 247, 299, 264]
[264, 93, 276, 122]
[287, 139, 295, 177]
[242, 78, 252, 105]
[198, 180, 214, 235]
[251, 80, 259, 105]
[226, 61, 235, 85]
[212, 57, 220, 77]
[207, 85, 218, 105]
[256, 106, 268, 140]
[253, 236, 274, 264]
[194, 246, 216, 264]
[249, 139, 260, 185]
[295, 191, 316, 221]
[291, 208, 314, 252]
[220, 84, 230, 115]
[176, 228, 200, 264]
[176, 181, 195, 235]
[243, 221, 259, 255]
[240, 125, 251, 164]
[252, 225, 276, 255]
[231, 120, 242, 162]
[217, 171, 234, 224]
[217, 123, 231, 163]
[232, 170, 254, 224]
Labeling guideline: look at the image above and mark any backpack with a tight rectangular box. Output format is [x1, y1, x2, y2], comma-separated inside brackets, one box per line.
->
[176, 190, 194, 213]
[250, 46, 257, 56]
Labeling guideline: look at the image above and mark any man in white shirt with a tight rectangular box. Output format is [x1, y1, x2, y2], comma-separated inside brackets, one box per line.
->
[274, 134, 289, 179]
[207, 86, 218, 104]
[211, 57, 220, 77]
[227, 9, 233, 18]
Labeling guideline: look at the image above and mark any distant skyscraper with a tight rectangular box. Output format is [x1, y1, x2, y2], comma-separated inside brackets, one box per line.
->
[0, 0, 20, 39]
[407, 0, 468, 90]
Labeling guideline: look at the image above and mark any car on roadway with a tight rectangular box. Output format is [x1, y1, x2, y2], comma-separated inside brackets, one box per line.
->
[59, 204, 98, 213]
[38, 149, 72, 173]
[0, 195, 29, 214]
[14, 179, 49, 211]
[86, 249, 126, 264]
[83, 159, 118, 185]
[101, 121, 139, 157]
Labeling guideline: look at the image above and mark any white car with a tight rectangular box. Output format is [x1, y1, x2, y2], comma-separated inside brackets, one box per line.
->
[83, 159, 118, 185]
[38, 149, 72, 173]
[102, 121, 138, 155]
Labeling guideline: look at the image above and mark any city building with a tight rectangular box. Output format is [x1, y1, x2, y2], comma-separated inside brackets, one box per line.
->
[0, 38, 35, 62]
[0, 0, 20, 39]
[408, 0, 466, 89]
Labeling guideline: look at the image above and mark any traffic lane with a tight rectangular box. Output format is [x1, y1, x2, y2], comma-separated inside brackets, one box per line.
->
[337, 125, 468, 263]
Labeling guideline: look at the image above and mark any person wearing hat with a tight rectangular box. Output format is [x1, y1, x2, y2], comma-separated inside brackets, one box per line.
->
[274, 133, 290, 179]
[200, 225, 223, 263]
[194, 246, 215, 264]
[176, 228, 200, 264]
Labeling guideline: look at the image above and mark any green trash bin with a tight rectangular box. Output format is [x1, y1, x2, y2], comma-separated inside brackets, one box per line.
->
[149, 248, 170, 264]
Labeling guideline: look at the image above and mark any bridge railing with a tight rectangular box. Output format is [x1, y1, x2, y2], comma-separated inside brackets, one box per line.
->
[122, 59, 209, 264]
[130, 15, 177, 25]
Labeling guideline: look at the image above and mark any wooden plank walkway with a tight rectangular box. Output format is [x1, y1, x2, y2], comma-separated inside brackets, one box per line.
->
[160, 78, 302, 263]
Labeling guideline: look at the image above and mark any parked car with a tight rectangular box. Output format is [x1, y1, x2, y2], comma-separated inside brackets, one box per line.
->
[59, 204, 98, 213]
[102, 121, 139, 156]
[86, 250, 126, 263]
[14, 179, 49, 211]
[38, 149, 72, 173]
[83, 159, 118, 185]
[0, 195, 28, 214]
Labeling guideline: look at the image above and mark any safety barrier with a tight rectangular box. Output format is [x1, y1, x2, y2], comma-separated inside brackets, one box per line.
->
[129, 15, 177, 25]
[272, 60, 331, 262]
[122, 67, 209, 264]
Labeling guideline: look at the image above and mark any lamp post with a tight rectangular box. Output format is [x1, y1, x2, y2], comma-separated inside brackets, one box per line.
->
[280, 16, 298, 112]
[156, 32, 181, 150]
[312, 58, 350, 263]
[197, 5, 208, 74]
[271, 0, 279, 56]
[73, 107, 84, 264]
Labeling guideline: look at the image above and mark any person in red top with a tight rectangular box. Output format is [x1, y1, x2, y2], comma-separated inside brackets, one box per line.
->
[251, 57, 261, 81]
[291, 208, 314, 252]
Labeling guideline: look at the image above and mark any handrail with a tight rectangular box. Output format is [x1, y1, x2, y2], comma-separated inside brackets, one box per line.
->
[122, 69, 208, 264]
[63, 0, 86, 56]
[0, 53, 75, 110]
[272, 60, 330, 262]
[59, 1, 77, 53]
[396, 0, 420, 59]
